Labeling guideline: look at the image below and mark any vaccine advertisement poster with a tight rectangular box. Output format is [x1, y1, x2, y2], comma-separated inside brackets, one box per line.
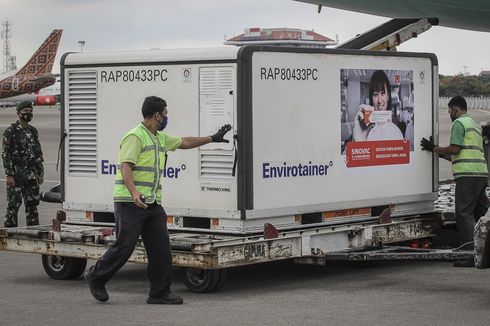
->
[340, 69, 414, 168]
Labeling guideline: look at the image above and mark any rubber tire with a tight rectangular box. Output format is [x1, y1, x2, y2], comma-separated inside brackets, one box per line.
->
[213, 269, 228, 291]
[183, 268, 227, 293]
[41, 255, 87, 280]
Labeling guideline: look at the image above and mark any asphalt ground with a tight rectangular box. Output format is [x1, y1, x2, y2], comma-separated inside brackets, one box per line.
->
[1, 106, 490, 326]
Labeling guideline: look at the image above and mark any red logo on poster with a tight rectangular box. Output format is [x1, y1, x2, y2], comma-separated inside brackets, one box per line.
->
[346, 140, 410, 167]
[395, 74, 400, 84]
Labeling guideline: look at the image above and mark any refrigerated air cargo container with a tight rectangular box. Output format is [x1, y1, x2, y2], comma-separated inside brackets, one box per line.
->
[59, 46, 438, 233]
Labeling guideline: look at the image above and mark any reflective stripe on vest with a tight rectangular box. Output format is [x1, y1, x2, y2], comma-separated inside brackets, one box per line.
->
[451, 115, 488, 179]
[113, 123, 167, 203]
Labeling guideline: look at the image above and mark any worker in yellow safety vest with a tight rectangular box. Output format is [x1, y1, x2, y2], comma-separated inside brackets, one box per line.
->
[84, 96, 231, 303]
[421, 95, 489, 267]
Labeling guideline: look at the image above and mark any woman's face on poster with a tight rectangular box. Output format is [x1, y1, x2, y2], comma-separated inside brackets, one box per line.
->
[372, 84, 389, 111]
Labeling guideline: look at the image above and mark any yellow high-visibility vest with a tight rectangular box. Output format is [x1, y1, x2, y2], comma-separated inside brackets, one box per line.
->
[113, 124, 167, 204]
[452, 115, 488, 179]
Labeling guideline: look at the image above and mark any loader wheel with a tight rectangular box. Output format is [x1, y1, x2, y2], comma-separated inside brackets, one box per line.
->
[41, 255, 87, 280]
[183, 268, 227, 293]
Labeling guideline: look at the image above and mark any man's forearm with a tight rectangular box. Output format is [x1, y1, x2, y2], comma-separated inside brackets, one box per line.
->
[434, 145, 459, 156]
[3, 163, 14, 176]
[179, 136, 212, 149]
[438, 153, 452, 161]
[121, 163, 137, 196]
[35, 158, 44, 176]
[37, 143, 44, 176]
[2, 149, 14, 176]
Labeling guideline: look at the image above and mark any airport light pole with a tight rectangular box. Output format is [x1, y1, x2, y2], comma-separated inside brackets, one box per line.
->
[78, 40, 85, 52]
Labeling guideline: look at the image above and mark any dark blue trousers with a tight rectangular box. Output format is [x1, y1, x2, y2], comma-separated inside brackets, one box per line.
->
[87, 202, 172, 298]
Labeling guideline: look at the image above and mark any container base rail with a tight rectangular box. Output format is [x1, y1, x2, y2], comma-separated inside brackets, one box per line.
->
[323, 246, 473, 262]
[1, 214, 484, 292]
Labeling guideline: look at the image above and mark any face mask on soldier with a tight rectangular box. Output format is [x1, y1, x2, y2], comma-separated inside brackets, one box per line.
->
[19, 112, 33, 122]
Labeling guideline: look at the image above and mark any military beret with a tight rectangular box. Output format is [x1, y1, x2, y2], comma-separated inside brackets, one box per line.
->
[16, 101, 33, 111]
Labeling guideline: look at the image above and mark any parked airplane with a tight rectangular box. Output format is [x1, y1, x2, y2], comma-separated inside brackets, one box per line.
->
[295, 0, 490, 33]
[0, 76, 60, 107]
[0, 29, 62, 100]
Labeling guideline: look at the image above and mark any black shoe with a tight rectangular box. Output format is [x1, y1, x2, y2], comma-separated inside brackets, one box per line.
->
[84, 268, 109, 302]
[147, 292, 183, 305]
[453, 260, 475, 267]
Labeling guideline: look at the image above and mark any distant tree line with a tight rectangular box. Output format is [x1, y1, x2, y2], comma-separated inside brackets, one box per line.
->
[439, 74, 490, 97]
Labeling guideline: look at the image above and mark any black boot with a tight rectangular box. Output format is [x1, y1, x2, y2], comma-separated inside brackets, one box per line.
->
[4, 219, 17, 228]
[147, 292, 183, 305]
[84, 266, 109, 302]
[453, 259, 475, 267]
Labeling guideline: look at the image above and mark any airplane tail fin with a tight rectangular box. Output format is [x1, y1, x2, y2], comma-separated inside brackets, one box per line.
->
[16, 29, 63, 77]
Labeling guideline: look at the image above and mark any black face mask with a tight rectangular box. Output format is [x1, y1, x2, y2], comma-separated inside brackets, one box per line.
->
[449, 109, 457, 122]
[19, 112, 33, 122]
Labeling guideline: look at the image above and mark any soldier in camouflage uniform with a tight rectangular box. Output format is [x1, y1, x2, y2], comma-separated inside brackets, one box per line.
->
[2, 101, 44, 227]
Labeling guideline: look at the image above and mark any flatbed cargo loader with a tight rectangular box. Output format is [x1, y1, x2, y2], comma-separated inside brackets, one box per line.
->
[2, 46, 479, 292]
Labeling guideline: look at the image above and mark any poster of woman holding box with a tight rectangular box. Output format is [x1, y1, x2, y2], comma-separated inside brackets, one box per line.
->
[340, 69, 414, 168]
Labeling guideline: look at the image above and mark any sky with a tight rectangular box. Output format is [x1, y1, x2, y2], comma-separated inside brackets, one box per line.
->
[1, 0, 490, 76]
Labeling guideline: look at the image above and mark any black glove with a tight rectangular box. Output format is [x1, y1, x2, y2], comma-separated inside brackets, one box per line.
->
[421, 137, 436, 152]
[211, 124, 232, 143]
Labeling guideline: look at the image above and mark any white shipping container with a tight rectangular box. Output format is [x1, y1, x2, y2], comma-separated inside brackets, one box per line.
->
[61, 46, 438, 233]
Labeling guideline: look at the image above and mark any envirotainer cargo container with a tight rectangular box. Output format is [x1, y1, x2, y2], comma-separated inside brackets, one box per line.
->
[60, 46, 438, 233]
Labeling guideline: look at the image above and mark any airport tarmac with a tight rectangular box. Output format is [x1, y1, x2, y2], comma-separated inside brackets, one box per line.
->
[1, 106, 490, 326]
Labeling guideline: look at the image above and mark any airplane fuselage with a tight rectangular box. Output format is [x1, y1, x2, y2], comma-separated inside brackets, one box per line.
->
[0, 74, 56, 99]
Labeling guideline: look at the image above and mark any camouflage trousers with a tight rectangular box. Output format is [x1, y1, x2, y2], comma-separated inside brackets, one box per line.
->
[4, 179, 40, 227]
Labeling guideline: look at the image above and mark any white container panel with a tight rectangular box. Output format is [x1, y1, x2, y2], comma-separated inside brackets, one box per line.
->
[64, 63, 238, 215]
[251, 51, 434, 211]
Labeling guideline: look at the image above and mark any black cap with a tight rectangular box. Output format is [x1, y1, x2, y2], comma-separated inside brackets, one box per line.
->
[16, 101, 33, 112]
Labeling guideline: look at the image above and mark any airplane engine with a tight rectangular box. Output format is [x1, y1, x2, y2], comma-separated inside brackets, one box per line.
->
[35, 95, 58, 105]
